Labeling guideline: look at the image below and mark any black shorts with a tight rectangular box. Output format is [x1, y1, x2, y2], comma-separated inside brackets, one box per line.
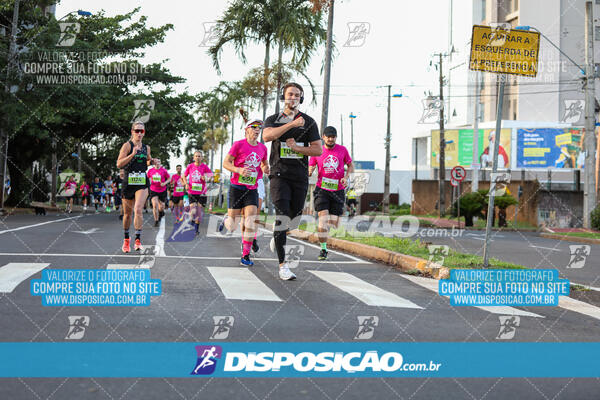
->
[122, 184, 148, 200]
[314, 187, 345, 216]
[346, 198, 358, 206]
[228, 185, 258, 209]
[149, 190, 167, 203]
[81, 195, 90, 202]
[93, 193, 101, 202]
[188, 194, 207, 206]
[171, 195, 183, 205]
[269, 176, 308, 219]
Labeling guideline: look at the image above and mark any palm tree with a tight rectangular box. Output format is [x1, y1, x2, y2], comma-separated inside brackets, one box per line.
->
[209, 0, 326, 121]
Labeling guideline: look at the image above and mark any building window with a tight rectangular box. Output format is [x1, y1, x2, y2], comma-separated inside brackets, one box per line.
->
[595, 26, 600, 40]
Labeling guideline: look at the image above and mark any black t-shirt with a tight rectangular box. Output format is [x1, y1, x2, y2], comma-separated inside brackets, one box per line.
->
[264, 111, 320, 183]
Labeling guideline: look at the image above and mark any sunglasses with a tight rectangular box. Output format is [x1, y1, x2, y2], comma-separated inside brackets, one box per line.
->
[133, 129, 145, 133]
[248, 124, 262, 129]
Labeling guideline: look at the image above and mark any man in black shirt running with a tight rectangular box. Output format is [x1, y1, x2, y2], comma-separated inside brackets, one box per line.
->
[263, 82, 322, 280]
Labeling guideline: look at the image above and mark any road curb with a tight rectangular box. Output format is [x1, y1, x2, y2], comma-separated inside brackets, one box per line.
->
[540, 232, 600, 245]
[261, 221, 450, 280]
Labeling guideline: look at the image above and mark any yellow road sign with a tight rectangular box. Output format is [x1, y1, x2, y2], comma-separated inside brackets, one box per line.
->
[469, 25, 540, 77]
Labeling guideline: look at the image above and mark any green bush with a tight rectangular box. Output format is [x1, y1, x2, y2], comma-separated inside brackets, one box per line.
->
[591, 204, 600, 230]
[452, 191, 486, 226]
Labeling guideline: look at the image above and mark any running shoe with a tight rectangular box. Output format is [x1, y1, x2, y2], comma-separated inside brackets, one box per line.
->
[134, 238, 143, 251]
[279, 264, 296, 280]
[318, 249, 328, 261]
[154, 220, 159, 227]
[240, 255, 254, 266]
[122, 238, 131, 253]
[159, 210, 165, 219]
[252, 238, 259, 253]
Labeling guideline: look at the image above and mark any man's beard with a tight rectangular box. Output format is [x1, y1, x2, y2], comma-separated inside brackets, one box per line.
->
[325, 142, 335, 148]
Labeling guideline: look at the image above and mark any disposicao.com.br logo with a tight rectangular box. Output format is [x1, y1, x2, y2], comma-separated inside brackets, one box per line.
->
[190, 344, 442, 377]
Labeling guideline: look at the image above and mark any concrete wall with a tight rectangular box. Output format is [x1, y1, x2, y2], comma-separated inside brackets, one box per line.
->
[411, 179, 541, 226]
[537, 190, 584, 228]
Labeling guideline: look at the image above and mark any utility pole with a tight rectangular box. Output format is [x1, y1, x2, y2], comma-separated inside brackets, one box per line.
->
[51, 138, 57, 206]
[584, 0, 597, 228]
[340, 114, 344, 146]
[472, 71, 480, 192]
[438, 53, 446, 217]
[349, 113, 356, 159]
[0, 0, 20, 213]
[383, 85, 392, 214]
[320, 0, 335, 133]
[77, 142, 82, 173]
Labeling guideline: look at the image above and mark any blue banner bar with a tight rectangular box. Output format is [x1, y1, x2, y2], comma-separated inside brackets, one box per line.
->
[1, 342, 600, 378]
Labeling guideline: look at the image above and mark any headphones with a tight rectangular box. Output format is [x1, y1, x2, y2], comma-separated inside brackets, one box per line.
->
[280, 82, 304, 104]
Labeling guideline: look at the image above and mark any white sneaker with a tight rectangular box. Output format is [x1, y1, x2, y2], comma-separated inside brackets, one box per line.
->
[279, 264, 296, 281]
[270, 237, 275, 253]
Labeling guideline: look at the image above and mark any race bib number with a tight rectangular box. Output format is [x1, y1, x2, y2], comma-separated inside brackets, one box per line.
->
[238, 171, 258, 186]
[321, 177, 339, 191]
[191, 182, 203, 192]
[280, 142, 304, 159]
[128, 172, 146, 185]
[118, 183, 122, 189]
[152, 175, 161, 182]
[175, 186, 184, 193]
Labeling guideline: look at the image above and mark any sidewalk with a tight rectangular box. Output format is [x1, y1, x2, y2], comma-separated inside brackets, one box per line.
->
[417, 217, 464, 229]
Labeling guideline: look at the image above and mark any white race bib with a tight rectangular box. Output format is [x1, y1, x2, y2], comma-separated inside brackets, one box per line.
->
[152, 174, 161, 182]
[128, 172, 146, 185]
[175, 186, 184, 193]
[191, 182, 203, 192]
[321, 177, 339, 191]
[238, 171, 258, 186]
[280, 142, 304, 159]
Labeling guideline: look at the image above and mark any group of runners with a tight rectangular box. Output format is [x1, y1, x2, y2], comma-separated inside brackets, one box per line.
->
[62, 173, 124, 214]
[117, 82, 355, 281]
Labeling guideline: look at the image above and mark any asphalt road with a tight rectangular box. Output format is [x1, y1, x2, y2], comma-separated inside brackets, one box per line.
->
[1, 211, 600, 399]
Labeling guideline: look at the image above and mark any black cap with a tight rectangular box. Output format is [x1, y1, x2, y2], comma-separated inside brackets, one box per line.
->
[323, 126, 337, 137]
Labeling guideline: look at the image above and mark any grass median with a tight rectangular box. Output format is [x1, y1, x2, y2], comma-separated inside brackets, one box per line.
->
[298, 223, 524, 270]
[548, 231, 600, 240]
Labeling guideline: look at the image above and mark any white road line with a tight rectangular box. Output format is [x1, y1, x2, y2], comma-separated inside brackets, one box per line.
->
[309, 270, 422, 309]
[207, 267, 281, 302]
[0, 263, 49, 293]
[154, 218, 166, 257]
[528, 245, 561, 252]
[398, 274, 544, 318]
[558, 296, 600, 320]
[0, 252, 367, 263]
[0, 216, 81, 235]
[258, 227, 370, 264]
[106, 264, 151, 269]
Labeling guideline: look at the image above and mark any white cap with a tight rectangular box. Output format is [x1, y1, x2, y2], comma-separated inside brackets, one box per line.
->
[242, 117, 263, 130]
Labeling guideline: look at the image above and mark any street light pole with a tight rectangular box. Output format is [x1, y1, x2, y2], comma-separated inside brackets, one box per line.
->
[349, 113, 356, 159]
[383, 85, 392, 214]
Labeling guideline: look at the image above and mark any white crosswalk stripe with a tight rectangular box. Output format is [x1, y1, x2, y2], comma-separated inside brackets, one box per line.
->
[398, 273, 545, 318]
[207, 267, 282, 302]
[0, 263, 49, 293]
[309, 270, 423, 309]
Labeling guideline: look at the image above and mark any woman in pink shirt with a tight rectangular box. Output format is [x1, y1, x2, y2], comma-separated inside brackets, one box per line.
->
[64, 175, 78, 214]
[79, 180, 90, 211]
[170, 164, 185, 221]
[182, 150, 212, 235]
[219, 118, 269, 266]
[147, 159, 170, 227]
